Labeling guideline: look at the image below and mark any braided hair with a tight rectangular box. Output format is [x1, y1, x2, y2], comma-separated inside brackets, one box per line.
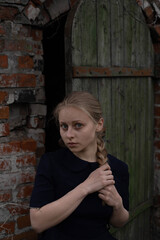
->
[54, 91, 108, 165]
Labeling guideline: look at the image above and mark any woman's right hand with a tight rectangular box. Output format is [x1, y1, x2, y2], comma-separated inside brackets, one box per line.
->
[82, 163, 115, 195]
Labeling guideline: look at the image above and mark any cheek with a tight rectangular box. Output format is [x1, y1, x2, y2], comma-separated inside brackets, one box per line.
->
[60, 129, 65, 139]
[82, 126, 97, 139]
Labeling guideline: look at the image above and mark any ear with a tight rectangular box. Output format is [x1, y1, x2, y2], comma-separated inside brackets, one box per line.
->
[96, 118, 104, 132]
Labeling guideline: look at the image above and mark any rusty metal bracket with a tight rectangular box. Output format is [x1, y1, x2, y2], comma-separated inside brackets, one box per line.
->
[72, 66, 154, 78]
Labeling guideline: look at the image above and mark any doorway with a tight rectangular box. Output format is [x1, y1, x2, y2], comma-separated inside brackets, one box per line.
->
[43, 15, 67, 152]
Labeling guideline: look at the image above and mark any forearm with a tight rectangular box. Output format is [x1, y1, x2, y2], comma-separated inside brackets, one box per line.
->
[30, 183, 87, 233]
[109, 204, 129, 228]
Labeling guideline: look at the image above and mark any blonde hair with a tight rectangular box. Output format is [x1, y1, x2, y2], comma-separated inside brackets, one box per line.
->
[54, 91, 108, 165]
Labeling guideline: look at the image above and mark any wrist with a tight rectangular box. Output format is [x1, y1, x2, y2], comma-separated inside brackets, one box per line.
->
[77, 182, 89, 198]
[112, 198, 123, 211]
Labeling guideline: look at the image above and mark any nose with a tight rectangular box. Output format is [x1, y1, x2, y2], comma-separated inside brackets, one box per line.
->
[66, 126, 74, 139]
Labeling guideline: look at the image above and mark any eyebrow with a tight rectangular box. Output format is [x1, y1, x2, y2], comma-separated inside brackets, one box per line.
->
[59, 120, 84, 124]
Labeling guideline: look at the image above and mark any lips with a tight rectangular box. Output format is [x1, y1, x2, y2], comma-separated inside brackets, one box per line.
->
[67, 142, 77, 147]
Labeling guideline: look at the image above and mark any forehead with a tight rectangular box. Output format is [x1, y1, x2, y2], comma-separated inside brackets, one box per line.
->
[58, 106, 92, 122]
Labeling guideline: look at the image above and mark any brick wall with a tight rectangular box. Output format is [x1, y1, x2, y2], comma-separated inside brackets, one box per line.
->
[0, 2, 46, 240]
[0, 1, 71, 239]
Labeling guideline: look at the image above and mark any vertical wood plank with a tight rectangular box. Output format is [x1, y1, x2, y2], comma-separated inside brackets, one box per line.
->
[98, 78, 113, 154]
[97, 0, 111, 66]
[110, 0, 124, 66]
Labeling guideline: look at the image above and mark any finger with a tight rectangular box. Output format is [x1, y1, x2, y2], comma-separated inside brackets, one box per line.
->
[105, 170, 113, 176]
[99, 162, 110, 171]
[98, 193, 109, 202]
[102, 179, 115, 187]
[99, 185, 113, 194]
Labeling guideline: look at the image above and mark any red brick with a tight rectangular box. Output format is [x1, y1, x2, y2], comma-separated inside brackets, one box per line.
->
[0, 158, 11, 171]
[0, 55, 8, 68]
[4, 39, 19, 51]
[155, 94, 160, 105]
[0, 123, 10, 136]
[4, 39, 40, 54]
[33, 42, 43, 55]
[154, 25, 160, 37]
[0, 6, 19, 20]
[154, 82, 160, 93]
[0, 39, 5, 51]
[20, 171, 35, 184]
[154, 195, 160, 207]
[16, 73, 36, 87]
[0, 171, 35, 190]
[155, 118, 160, 129]
[0, 106, 9, 119]
[0, 138, 37, 155]
[31, 29, 43, 41]
[17, 214, 31, 229]
[0, 91, 8, 104]
[154, 128, 160, 138]
[155, 152, 160, 162]
[0, 74, 36, 88]
[17, 184, 33, 199]
[16, 154, 36, 167]
[155, 106, 160, 117]
[0, 74, 17, 87]
[18, 56, 34, 69]
[0, 190, 12, 202]
[154, 140, 160, 149]
[0, 141, 21, 155]
[153, 43, 160, 54]
[144, 6, 154, 24]
[7, 203, 29, 216]
[0, 25, 5, 35]
[1, 229, 37, 240]
[21, 138, 37, 152]
[0, 221, 15, 234]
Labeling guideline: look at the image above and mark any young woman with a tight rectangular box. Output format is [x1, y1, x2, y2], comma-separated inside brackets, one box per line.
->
[30, 91, 129, 240]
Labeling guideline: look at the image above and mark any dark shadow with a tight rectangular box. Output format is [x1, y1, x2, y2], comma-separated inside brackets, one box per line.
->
[43, 15, 67, 152]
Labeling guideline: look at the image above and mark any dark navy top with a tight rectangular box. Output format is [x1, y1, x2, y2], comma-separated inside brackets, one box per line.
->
[30, 148, 129, 240]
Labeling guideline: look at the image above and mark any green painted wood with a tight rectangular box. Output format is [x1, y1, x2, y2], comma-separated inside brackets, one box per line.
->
[65, 0, 154, 239]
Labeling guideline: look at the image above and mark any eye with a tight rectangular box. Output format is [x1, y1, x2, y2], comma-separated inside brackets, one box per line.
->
[74, 123, 83, 129]
[60, 123, 68, 130]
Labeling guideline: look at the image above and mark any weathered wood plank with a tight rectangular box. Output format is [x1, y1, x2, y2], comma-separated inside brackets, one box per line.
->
[124, 77, 136, 210]
[97, 0, 111, 66]
[98, 78, 113, 155]
[110, 0, 124, 66]
[134, 77, 142, 207]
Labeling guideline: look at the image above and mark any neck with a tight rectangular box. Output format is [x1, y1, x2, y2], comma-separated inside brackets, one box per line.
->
[73, 143, 97, 163]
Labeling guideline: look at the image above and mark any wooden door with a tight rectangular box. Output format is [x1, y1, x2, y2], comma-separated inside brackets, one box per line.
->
[65, 0, 154, 239]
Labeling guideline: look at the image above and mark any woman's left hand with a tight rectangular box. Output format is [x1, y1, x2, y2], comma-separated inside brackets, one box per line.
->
[98, 185, 122, 209]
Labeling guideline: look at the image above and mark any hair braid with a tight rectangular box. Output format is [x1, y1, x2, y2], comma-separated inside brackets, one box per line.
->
[96, 128, 108, 166]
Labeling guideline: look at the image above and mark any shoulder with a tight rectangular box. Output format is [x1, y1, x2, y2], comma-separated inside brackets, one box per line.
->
[41, 147, 68, 160]
[37, 148, 68, 170]
[107, 154, 129, 177]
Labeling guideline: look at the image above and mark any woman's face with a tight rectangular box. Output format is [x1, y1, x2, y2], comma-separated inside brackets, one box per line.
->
[58, 106, 103, 161]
